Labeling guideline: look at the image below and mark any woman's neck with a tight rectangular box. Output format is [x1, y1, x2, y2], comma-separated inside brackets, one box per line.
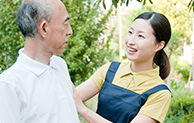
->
[131, 61, 154, 73]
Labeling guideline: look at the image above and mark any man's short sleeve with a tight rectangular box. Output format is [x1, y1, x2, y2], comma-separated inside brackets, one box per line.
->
[0, 82, 21, 123]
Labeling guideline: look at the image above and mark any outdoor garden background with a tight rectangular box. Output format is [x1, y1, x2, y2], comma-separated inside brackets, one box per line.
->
[0, 0, 194, 122]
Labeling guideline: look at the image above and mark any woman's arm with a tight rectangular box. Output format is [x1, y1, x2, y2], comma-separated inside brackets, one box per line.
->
[131, 114, 157, 123]
[74, 80, 158, 123]
[72, 83, 112, 123]
[77, 104, 112, 123]
[76, 78, 100, 102]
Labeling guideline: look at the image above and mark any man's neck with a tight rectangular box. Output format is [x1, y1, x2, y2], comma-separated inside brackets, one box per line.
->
[23, 37, 53, 65]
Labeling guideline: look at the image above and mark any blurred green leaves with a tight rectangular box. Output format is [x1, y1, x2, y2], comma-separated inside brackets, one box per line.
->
[0, 0, 24, 71]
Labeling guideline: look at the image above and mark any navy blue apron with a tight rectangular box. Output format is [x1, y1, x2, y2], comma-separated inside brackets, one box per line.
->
[96, 61, 171, 123]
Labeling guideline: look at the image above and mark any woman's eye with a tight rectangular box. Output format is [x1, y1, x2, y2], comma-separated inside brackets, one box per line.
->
[138, 34, 144, 38]
[128, 31, 132, 34]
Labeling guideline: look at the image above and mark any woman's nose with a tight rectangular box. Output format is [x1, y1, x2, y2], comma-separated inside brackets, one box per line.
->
[126, 36, 136, 46]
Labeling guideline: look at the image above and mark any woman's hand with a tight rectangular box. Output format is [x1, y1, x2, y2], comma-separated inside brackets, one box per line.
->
[72, 83, 112, 123]
[72, 83, 86, 114]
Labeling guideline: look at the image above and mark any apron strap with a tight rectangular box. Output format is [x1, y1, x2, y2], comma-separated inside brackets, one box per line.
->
[104, 61, 121, 84]
[141, 84, 172, 104]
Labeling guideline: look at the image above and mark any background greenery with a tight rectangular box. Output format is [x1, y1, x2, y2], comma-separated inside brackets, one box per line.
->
[0, 0, 24, 72]
[0, 0, 194, 123]
[164, 82, 194, 123]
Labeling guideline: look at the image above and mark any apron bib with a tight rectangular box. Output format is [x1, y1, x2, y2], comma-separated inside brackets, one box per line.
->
[96, 61, 171, 123]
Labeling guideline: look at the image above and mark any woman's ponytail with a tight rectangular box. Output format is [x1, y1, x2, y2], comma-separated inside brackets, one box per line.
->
[154, 50, 170, 80]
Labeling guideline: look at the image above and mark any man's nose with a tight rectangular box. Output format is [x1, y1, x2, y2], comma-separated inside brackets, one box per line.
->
[67, 24, 73, 36]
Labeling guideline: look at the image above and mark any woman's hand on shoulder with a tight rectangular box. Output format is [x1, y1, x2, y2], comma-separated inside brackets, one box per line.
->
[72, 83, 86, 114]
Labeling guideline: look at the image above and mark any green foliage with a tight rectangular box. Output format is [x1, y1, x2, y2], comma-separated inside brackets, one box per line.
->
[0, 0, 115, 85]
[164, 87, 194, 123]
[95, 0, 153, 9]
[188, 0, 194, 12]
[0, 0, 24, 72]
[180, 112, 194, 123]
[170, 80, 184, 90]
[173, 59, 191, 83]
[96, 0, 194, 13]
[165, 72, 194, 123]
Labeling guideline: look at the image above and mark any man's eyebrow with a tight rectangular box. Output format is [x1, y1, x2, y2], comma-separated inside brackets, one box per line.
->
[65, 17, 70, 22]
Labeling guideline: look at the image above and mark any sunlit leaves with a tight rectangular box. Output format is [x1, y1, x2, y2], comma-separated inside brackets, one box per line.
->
[95, 0, 153, 9]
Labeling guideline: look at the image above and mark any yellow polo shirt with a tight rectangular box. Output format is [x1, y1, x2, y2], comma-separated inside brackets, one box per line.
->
[90, 60, 171, 123]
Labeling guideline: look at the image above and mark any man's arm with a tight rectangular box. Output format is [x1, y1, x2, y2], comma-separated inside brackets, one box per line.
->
[0, 82, 21, 123]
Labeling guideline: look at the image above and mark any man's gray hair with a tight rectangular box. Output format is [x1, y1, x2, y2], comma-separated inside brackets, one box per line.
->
[16, 0, 53, 37]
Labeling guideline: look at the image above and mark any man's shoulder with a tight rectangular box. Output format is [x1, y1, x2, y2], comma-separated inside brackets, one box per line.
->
[50, 55, 69, 72]
[0, 62, 21, 84]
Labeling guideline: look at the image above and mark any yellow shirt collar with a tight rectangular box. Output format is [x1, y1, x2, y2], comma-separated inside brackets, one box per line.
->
[119, 60, 160, 86]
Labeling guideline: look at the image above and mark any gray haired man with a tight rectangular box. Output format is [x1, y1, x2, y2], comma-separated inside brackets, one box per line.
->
[0, 0, 80, 122]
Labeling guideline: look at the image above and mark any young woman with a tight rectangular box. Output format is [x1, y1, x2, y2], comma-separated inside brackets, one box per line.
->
[74, 11, 172, 123]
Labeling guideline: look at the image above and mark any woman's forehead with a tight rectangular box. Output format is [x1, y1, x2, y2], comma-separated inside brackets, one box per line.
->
[130, 19, 154, 33]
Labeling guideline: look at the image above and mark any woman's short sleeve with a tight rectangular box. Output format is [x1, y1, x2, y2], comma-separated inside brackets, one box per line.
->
[139, 90, 171, 123]
[90, 63, 111, 89]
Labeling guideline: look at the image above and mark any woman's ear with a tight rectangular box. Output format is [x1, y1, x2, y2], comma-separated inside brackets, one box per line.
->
[155, 41, 165, 52]
[38, 19, 47, 38]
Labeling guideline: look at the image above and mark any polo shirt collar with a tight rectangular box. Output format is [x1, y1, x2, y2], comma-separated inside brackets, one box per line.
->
[119, 61, 133, 77]
[16, 48, 59, 76]
[119, 60, 160, 86]
[133, 67, 159, 86]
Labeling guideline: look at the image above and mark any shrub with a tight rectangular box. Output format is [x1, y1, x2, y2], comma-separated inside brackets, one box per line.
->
[0, 0, 24, 71]
[164, 87, 194, 123]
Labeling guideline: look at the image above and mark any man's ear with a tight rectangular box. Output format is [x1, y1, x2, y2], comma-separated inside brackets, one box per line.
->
[38, 19, 47, 38]
[155, 41, 165, 52]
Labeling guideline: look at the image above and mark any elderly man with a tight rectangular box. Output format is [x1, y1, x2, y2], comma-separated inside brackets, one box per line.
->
[0, 0, 80, 122]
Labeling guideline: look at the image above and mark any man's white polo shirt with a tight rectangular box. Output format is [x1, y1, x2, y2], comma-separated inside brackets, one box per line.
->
[0, 48, 80, 123]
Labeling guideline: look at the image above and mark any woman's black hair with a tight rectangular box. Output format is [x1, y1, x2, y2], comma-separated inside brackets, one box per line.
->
[134, 12, 171, 80]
